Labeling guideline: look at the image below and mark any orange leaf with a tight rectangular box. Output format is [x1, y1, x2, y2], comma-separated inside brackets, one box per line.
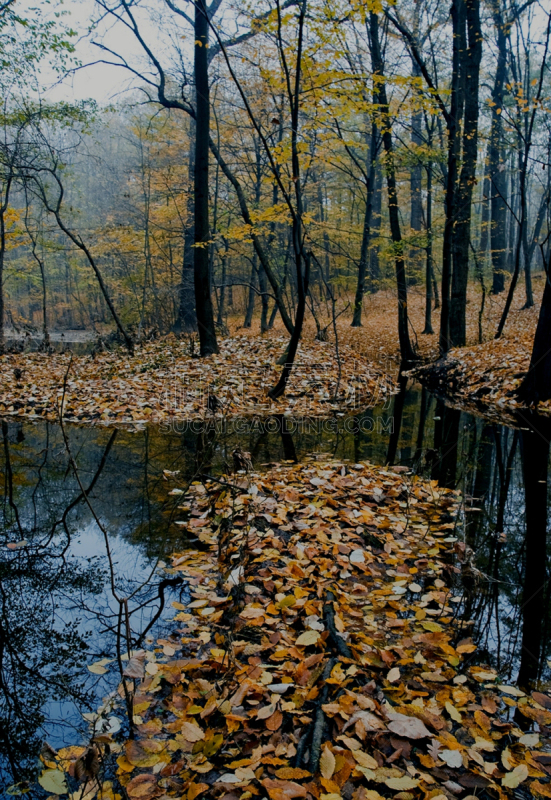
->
[188, 782, 209, 800]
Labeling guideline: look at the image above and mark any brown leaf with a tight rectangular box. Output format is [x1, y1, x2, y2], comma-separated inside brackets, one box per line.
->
[266, 709, 283, 731]
[532, 691, 551, 710]
[180, 721, 205, 742]
[261, 778, 308, 800]
[125, 740, 164, 768]
[123, 656, 146, 679]
[126, 775, 162, 799]
[274, 768, 311, 780]
[386, 712, 431, 740]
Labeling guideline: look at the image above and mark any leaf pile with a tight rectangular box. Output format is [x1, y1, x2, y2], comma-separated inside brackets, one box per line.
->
[413, 323, 543, 424]
[0, 335, 393, 424]
[40, 459, 551, 800]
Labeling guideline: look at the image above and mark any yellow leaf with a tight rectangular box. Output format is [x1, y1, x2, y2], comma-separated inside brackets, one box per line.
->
[352, 751, 378, 769]
[498, 685, 525, 697]
[445, 701, 462, 722]
[384, 777, 419, 790]
[296, 630, 320, 646]
[38, 770, 68, 795]
[502, 764, 529, 788]
[421, 621, 443, 632]
[320, 746, 336, 779]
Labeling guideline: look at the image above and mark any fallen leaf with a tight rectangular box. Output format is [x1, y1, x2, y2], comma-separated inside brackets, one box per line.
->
[387, 712, 431, 739]
[180, 722, 205, 742]
[295, 630, 320, 646]
[38, 770, 68, 795]
[387, 667, 400, 683]
[320, 746, 336, 779]
[384, 777, 419, 790]
[502, 764, 529, 788]
[441, 750, 463, 769]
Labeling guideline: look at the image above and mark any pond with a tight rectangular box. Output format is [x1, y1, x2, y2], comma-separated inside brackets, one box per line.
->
[0, 382, 549, 796]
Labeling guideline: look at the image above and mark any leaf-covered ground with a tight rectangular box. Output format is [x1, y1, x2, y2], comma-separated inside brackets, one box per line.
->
[0, 336, 393, 423]
[39, 459, 551, 800]
[413, 318, 545, 423]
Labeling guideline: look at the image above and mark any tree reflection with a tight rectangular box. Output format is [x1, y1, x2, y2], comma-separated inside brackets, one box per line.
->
[517, 418, 550, 689]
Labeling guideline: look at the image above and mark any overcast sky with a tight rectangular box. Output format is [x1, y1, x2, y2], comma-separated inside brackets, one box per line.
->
[34, 0, 152, 105]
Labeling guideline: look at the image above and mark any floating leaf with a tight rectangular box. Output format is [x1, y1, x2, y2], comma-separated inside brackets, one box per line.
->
[38, 770, 68, 796]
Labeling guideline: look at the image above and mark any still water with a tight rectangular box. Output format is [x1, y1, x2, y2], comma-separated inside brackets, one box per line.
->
[0, 382, 549, 794]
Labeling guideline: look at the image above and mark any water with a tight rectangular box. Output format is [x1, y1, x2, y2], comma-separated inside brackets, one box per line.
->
[0, 384, 549, 794]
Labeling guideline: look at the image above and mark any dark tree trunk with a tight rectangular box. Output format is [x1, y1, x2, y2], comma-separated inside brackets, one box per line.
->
[352, 123, 377, 327]
[423, 149, 434, 334]
[369, 163, 382, 288]
[449, 0, 482, 347]
[410, 60, 424, 280]
[216, 245, 228, 329]
[488, 3, 508, 295]
[432, 402, 461, 488]
[519, 256, 551, 403]
[268, 0, 309, 399]
[258, 262, 269, 332]
[0, 210, 5, 355]
[243, 256, 257, 328]
[479, 173, 490, 265]
[517, 421, 549, 689]
[194, 0, 218, 356]
[174, 119, 197, 333]
[439, 0, 465, 353]
[369, 11, 416, 365]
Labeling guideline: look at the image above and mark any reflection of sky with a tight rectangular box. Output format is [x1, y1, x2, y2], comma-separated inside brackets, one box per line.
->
[41, 519, 169, 753]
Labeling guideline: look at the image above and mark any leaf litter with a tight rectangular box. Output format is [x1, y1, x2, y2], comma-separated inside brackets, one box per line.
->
[0, 335, 392, 424]
[36, 458, 551, 800]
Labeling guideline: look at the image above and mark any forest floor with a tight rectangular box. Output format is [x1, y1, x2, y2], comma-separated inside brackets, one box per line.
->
[0, 335, 393, 423]
[38, 460, 551, 800]
[0, 273, 544, 424]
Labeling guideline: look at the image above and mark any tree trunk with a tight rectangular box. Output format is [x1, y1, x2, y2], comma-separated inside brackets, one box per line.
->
[369, 11, 416, 365]
[410, 59, 424, 281]
[488, 2, 508, 295]
[0, 210, 5, 355]
[174, 118, 197, 333]
[268, 0, 309, 399]
[439, 0, 465, 353]
[517, 421, 549, 689]
[369, 162, 382, 288]
[352, 123, 377, 326]
[243, 256, 257, 327]
[194, 0, 218, 356]
[258, 262, 270, 332]
[423, 150, 434, 334]
[519, 256, 551, 403]
[449, 0, 482, 347]
[216, 245, 227, 329]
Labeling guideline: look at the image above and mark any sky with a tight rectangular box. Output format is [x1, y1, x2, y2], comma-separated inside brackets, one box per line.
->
[31, 0, 155, 105]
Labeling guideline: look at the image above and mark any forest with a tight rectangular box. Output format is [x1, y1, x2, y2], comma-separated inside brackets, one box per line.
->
[2, 1, 551, 800]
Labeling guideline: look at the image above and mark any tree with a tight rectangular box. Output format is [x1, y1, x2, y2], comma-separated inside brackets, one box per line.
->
[369, 10, 417, 366]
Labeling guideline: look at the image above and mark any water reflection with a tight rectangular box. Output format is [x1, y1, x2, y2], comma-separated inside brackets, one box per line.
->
[1, 385, 550, 793]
